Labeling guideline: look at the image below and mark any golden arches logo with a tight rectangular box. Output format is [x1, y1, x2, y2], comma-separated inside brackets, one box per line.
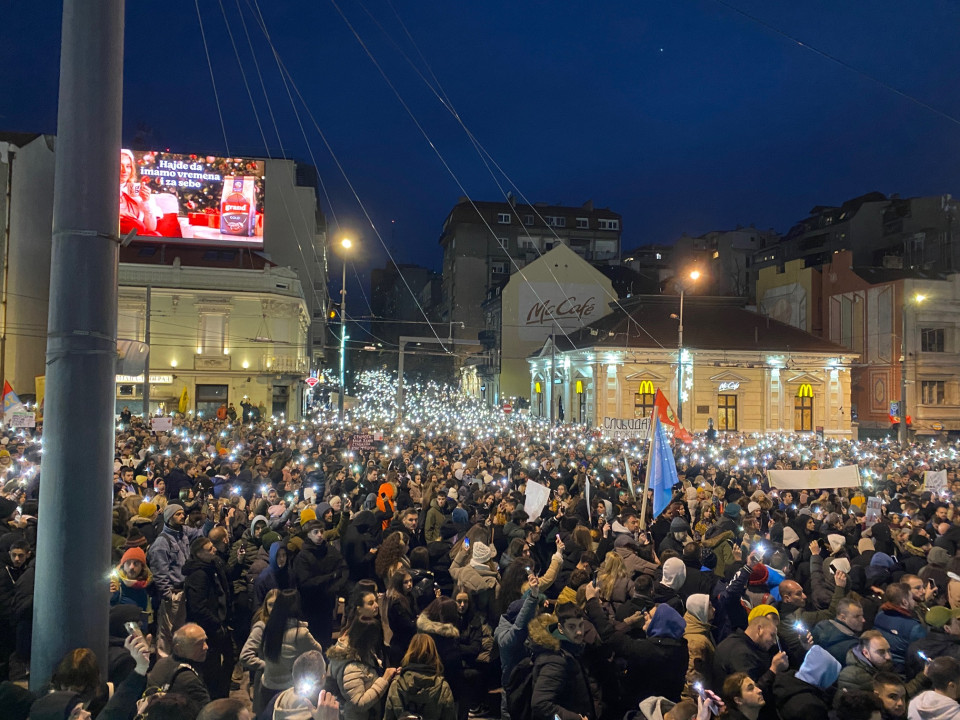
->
[797, 383, 814, 398]
[575, 380, 584, 394]
[638, 380, 655, 395]
[534, 382, 542, 394]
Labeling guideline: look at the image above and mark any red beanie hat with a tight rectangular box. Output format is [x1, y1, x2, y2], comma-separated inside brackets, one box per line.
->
[120, 547, 147, 567]
[748, 563, 769, 586]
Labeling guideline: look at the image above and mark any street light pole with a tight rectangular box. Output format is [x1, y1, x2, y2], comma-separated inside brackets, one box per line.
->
[676, 270, 700, 423]
[338, 239, 351, 422]
[900, 292, 926, 446]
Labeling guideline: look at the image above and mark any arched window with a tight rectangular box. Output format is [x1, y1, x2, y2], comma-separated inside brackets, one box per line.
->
[795, 383, 814, 431]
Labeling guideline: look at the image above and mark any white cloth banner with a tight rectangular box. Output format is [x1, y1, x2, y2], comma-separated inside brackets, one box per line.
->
[524, 479, 551, 521]
[767, 465, 861, 490]
[925, 470, 948, 493]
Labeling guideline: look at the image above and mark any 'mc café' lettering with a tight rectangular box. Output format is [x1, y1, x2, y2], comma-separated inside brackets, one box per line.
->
[526, 296, 597, 326]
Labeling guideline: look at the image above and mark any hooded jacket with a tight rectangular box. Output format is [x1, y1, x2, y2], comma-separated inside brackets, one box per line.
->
[425, 498, 447, 544]
[811, 617, 861, 666]
[146, 521, 203, 598]
[684, 594, 716, 694]
[342, 511, 379, 582]
[527, 612, 597, 720]
[773, 646, 840, 720]
[253, 539, 291, 607]
[908, 691, 960, 720]
[182, 555, 231, 635]
[614, 544, 660, 581]
[383, 663, 456, 720]
[291, 536, 348, 638]
[495, 589, 540, 682]
[584, 596, 688, 705]
[874, 602, 928, 671]
[416, 612, 465, 701]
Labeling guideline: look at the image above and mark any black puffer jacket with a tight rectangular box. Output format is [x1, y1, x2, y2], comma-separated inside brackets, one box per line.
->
[182, 556, 231, 636]
[772, 671, 831, 720]
[527, 613, 597, 720]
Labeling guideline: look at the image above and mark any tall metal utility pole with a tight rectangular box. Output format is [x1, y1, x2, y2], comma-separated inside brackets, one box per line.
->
[142, 285, 151, 418]
[31, 0, 123, 688]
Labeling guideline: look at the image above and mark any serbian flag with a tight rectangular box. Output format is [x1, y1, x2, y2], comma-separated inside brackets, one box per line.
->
[2, 381, 24, 417]
[653, 389, 693, 444]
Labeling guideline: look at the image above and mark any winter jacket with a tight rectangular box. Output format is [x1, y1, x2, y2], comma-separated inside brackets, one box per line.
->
[383, 663, 457, 720]
[109, 563, 153, 612]
[773, 671, 832, 720]
[425, 499, 446, 544]
[495, 590, 539, 683]
[0, 557, 29, 628]
[416, 613, 465, 704]
[239, 619, 324, 690]
[271, 686, 323, 720]
[614, 545, 660, 581]
[146, 655, 210, 709]
[874, 603, 928, 671]
[182, 556, 231, 637]
[584, 596, 688, 705]
[683, 609, 716, 695]
[714, 630, 777, 702]
[253, 540, 292, 607]
[326, 635, 392, 720]
[776, 581, 846, 668]
[527, 612, 597, 720]
[703, 529, 737, 577]
[341, 512, 379, 583]
[450, 553, 500, 622]
[291, 536, 348, 639]
[146, 523, 203, 598]
[386, 595, 418, 665]
[812, 618, 861, 666]
[908, 691, 960, 720]
[227, 517, 267, 599]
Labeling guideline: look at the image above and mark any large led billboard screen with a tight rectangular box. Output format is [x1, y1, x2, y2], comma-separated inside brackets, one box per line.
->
[120, 150, 265, 247]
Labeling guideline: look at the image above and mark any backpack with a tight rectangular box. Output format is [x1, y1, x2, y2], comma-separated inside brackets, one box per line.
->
[504, 655, 539, 720]
[135, 663, 197, 718]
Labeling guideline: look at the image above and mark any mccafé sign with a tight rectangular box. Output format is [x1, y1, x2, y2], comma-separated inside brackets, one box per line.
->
[525, 295, 597, 326]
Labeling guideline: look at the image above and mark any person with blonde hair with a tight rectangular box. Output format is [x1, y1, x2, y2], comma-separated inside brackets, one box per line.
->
[384, 633, 457, 720]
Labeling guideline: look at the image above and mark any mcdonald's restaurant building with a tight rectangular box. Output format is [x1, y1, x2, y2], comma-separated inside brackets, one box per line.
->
[527, 296, 859, 437]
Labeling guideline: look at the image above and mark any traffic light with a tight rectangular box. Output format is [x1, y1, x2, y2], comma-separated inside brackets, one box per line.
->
[328, 302, 340, 319]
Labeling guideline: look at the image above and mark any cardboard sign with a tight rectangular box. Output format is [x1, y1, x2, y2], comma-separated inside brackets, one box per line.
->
[350, 434, 375, 451]
[10, 412, 35, 428]
[925, 470, 948, 494]
[150, 416, 174, 432]
[602, 416, 650, 441]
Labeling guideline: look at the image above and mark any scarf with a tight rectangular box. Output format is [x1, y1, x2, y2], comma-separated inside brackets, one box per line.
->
[117, 565, 152, 590]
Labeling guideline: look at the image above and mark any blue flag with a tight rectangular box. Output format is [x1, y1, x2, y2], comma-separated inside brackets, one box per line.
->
[648, 415, 679, 519]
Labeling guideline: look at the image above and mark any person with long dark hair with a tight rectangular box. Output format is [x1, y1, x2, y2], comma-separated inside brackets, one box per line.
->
[327, 587, 398, 720]
[386, 571, 418, 666]
[239, 588, 324, 713]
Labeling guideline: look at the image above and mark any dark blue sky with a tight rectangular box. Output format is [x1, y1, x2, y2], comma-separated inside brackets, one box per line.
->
[3, 1, 960, 289]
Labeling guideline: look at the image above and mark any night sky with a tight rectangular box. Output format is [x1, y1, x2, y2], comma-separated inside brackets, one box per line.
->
[3, 1, 960, 296]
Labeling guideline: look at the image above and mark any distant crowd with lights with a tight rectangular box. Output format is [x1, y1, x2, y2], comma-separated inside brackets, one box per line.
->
[5, 371, 960, 720]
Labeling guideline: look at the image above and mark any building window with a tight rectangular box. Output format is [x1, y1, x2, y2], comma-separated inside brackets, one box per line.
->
[545, 216, 566, 228]
[520, 238, 539, 250]
[598, 218, 620, 231]
[922, 380, 946, 405]
[195, 384, 228, 418]
[717, 394, 737, 431]
[490, 261, 507, 275]
[524, 214, 534, 226]
[199, 314, 227, 355]
[576, 217, 589, 229]
[795, 383, 814, 431]
[495, 236, 509, 248]
[634, 381, 656, 417]
[497, 213, 511, 224]
[921, 328, 945, 353]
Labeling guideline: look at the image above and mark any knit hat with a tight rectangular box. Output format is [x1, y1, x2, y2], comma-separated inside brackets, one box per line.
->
[452, 507, 469, 525]
[910, 531, 931, 548]
[928, 546, 951, 568]
[700, 547, 718, 570]
[747, 502, 761, 514]
[300, 507, 317, 526]
[670, 516, 690, 533]
[926, 606, 960, 629]
[28, 691, 83, 720]
[661, 557, 687, 591]
[471, 541, 495, 565]
[124, 527, 148, 549]
[782, 526, 800, 547]
[316, 502, 332, 518]
[686, 593, 712, 625]
[723, 503, 742, 519]
[138, 501, 157, 519]
[120, 547, 147, 567]
[287, 536, 303, 553]
[857, 538, 875, 553]
[447, 487, 458, 499]
[827, 534, 846, 554]
[748, 604, 780, 623]
[163, 504, 184, 523]
[135, 474, 149, 486]
[261, 530, 281, 550]
[748, 563, 770, 586]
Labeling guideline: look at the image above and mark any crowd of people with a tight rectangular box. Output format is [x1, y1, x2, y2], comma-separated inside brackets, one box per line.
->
[4, 388, 960, 720]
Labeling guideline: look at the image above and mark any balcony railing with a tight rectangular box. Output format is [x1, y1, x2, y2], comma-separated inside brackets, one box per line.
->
[260, 355, 308, 373]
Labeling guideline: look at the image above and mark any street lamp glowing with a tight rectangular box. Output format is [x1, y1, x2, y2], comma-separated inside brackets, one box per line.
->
[689, 270, 701, 281]
[341, 238, 353, 250]
[915, 293, 927, 303]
